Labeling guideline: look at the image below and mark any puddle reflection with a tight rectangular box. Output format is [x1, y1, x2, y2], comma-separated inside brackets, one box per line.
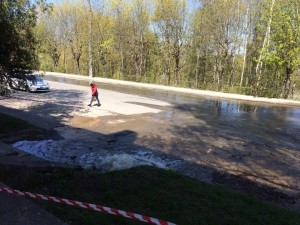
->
[45, 75, 300, 149]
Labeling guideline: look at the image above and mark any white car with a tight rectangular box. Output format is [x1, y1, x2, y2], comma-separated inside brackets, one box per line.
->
[11, 74, 50, 92]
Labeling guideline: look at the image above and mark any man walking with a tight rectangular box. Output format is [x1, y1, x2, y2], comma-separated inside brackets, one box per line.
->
[88, 82, 101, 107]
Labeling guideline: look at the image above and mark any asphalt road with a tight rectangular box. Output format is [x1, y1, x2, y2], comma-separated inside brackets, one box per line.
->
[0, 80, 171, 129]
[1, 76, 300, 211]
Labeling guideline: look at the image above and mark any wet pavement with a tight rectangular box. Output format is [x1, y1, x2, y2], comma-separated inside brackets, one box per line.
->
[1, 73, 300, 210]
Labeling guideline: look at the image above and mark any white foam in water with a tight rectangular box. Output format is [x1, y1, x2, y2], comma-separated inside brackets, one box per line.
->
[12, 140, 181, 172]
[13, 140, 63, 162]
[79, 153, 152, 171]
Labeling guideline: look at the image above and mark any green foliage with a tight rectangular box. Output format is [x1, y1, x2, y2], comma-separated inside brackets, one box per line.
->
[253, 0, 300, 98]
[0, 0, 39, 71]
[265, 0, 300, 70]
[32, 0, 300, 100]
[2, 164, 300, 225]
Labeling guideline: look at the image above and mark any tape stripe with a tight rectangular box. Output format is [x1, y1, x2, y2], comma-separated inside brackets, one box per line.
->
[0, 187, 176, 225]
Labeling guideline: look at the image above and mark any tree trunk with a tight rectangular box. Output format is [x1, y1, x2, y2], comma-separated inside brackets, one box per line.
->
[229, 55, 236, 87]
[167, 58, 171, 85]
[256, 0, 276, 86]
[173, 42, 182, 86]
[51, 53, 60, 70]
[76, 56, 80, 74]
[87, 0, 93, 80]
[120, 48, 124, 79]
[283, 67, 292, 98]
[71, 48, 81, 74]
[195, 49, 200, 89]
[174, 52, 180, 85]
[63, 46, 66, 73]
[240, 3, 250, 87]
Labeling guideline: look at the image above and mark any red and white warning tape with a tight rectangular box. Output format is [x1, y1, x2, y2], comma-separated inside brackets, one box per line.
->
[0, 187, 176, 225]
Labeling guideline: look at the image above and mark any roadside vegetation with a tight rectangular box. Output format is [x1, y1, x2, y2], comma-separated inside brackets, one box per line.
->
[35, 0, 300, 100]
[1, 113, 300, 225]
[0, 0, 39, 95]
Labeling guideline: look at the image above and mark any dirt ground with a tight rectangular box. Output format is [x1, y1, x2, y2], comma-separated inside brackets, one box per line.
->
[68, 114, 300, 212]
[1, 79, 300, 213]
[1, 115, 299, 213]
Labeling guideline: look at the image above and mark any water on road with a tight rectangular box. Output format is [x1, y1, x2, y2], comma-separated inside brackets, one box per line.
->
[4, 74, 300, 204]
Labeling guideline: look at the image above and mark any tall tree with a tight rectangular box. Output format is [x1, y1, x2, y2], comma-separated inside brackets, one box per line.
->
[87, 0, 93, 80]
[55, 0, 87, 74]
[153, 0, 188, 85]
[256, 0, 300, 98]
[0, 0, 39, 71]
[32, 0, 300, 100]
[193, 0, 247, 90]
[92, 8, 114, 77]
[109, 0, 129, 79]
[0, 0, 40, 95]
[35, 7, 63, 71]
[255, 0, 276, 87]
[128, 0, 151, 81]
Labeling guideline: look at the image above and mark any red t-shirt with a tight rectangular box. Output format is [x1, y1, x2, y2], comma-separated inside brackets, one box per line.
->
[91, 84, 97, 96]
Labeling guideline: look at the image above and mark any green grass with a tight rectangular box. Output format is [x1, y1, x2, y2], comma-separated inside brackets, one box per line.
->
[0, 166, 299, 225]
[0, 113, 300, 225]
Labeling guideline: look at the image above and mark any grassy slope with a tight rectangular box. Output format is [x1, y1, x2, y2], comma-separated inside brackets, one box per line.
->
[0, 113, 299, 225]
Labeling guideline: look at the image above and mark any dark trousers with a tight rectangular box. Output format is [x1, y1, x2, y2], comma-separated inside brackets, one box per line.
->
[89, 92, 100, 105]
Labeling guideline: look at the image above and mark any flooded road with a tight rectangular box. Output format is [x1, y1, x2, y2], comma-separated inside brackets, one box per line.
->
[42, 74, 300, 198]
[46, 74, 300, 150]
[3, 73, 299, 210]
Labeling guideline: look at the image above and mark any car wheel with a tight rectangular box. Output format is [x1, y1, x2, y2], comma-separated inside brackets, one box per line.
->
[25, 86, 30, 92]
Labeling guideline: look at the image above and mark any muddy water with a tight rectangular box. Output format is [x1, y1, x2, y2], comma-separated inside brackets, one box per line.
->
[45, 75, 300, 150]
[42, 74, 300, 203]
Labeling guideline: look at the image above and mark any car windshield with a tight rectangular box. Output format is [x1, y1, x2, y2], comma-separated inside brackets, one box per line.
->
[26, 75, 43, 82]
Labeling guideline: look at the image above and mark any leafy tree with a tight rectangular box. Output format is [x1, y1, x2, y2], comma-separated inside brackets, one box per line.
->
[31, 0, 300, 100]
[35, 8, 62, 71]
[265, 0, 300, 98]
[0, 0, 42, 95]
[254, 0, 300, 98]
[87, 0, 93, 80]
[92, 9, 114, 77]
[0, 0, 38, 71]
[127, 0, 151, 81]
[192, 0, 247, 91]
[153, 0, 188, 86]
